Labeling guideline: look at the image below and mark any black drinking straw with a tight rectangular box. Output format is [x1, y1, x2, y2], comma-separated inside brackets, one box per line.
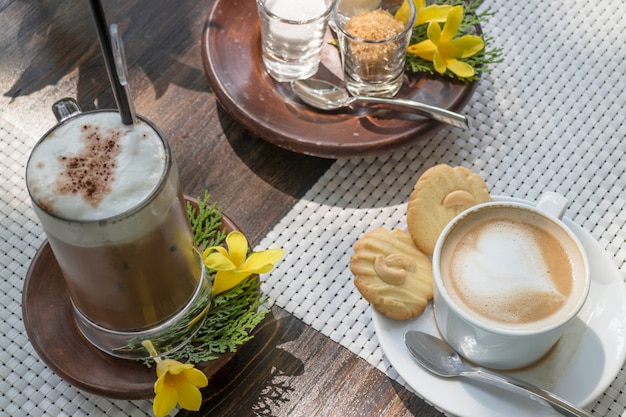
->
[87, 0, 134, 125]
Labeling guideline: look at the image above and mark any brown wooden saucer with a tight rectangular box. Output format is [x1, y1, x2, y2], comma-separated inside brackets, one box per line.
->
[201, 0, 479, 159]
[22, 198, 240, 400]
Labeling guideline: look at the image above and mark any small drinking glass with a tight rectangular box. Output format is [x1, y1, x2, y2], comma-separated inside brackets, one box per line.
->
[256, 0, 335, 82]
[333, 0, 416, 97]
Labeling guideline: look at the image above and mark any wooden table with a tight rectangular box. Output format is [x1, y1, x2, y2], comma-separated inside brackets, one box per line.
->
[1, 0, 443, 415]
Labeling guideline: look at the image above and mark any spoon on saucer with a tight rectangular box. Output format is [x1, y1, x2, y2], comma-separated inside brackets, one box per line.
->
[404, 330, 591, 417]
[290, 79, 470, 130]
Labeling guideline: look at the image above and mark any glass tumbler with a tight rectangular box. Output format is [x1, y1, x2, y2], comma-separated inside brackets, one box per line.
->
[26, 98, 212, 360]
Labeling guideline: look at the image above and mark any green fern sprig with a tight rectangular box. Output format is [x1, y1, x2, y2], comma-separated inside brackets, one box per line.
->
[141, 193, 270, 366]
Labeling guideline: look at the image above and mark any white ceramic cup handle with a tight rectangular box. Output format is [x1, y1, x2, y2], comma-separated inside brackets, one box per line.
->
[536, 191, 569, 219]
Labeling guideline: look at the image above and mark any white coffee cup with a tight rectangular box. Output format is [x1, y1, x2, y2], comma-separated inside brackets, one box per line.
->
[432, 192, 590, 369]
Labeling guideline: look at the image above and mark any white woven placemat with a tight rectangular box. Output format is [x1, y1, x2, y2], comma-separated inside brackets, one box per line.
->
[1, 0, 625, 416]
[257, 1, 626, 416]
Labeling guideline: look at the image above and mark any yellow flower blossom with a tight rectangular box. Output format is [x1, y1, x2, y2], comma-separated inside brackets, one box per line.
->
[203, 231, 284, 296]
[407, 5, 484, 78]
[142, 341, 208, 417]
[395, 0, 452, 27]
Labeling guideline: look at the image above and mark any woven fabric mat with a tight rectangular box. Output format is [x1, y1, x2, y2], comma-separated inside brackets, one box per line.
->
[257, 1, 626, 416]
[2, 0, 625, 416]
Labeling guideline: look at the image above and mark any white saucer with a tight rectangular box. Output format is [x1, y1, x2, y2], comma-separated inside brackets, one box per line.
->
[372, 197, 626, 417]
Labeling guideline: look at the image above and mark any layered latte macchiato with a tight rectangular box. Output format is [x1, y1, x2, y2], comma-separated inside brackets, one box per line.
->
[440, 205, 587, 331]
[26, 106, 210, 358]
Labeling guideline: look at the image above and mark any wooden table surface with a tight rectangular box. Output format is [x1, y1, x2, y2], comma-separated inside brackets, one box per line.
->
[1, 0, 443, 416]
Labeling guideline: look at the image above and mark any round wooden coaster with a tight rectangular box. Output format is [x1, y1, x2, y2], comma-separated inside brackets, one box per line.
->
[22, 197, 240, 399]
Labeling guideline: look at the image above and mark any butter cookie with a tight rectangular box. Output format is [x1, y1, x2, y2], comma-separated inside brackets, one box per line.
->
[350, 228, 433, 320]
[407, 164, 491, 255]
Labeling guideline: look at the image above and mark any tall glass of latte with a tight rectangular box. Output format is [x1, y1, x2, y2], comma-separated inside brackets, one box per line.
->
[26, 99, 211, 360]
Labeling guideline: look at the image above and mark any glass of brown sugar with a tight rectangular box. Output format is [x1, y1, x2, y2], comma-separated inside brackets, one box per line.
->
[333, 0, 416, 97]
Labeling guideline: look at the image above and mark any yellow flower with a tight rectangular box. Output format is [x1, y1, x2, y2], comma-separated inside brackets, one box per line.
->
[153, 360, 208, 416]
[407, 5, 484, 78]
[395, 0, 452, 27]
[203, 231, 284, 296]
[142, 341, 208, 417]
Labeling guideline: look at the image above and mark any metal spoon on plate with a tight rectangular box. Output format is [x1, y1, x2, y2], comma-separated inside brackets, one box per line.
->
[404, 330, 591, 417]
[291, 79, 470, 130]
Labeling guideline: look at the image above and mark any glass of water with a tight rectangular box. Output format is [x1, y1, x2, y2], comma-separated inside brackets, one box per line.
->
[256, 0, 334, 82]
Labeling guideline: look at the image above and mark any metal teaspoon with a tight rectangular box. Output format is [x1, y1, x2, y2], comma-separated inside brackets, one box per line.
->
[290, 79, 470, 130]
[404, 330, 591, 417]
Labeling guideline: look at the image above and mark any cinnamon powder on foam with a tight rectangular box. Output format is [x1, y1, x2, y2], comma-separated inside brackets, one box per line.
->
[55, 123, 123, 208]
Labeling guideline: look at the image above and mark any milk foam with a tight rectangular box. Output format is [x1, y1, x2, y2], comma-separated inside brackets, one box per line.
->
[27, 112, 166, 221]
[452, 221, 561, 296]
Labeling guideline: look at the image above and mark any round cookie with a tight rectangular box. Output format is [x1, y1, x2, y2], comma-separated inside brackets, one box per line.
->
[407, 164, 491, 255]
[350, 228, 433, 320]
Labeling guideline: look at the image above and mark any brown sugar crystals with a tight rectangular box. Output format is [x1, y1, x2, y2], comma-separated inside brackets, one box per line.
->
[345, 9, 404, 41]
[344, 9, 404, 77]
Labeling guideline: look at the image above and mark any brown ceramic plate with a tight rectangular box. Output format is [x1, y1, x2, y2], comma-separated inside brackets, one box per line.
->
[22, 197, 241, 400]
[201, 0, 478, 159]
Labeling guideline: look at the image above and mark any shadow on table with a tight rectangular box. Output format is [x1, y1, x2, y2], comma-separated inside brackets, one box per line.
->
[392, 381, 439, 416]
[4, 0, 210, 106]
[216, 105, 336, 200]
[177, 308, 305, 417]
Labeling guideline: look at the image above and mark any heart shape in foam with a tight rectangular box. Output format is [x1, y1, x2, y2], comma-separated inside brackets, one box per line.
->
[452, 221, 562, 297]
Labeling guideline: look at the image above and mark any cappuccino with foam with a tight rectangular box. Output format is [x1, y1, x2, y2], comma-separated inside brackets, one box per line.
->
[440, 205, 587, 331]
